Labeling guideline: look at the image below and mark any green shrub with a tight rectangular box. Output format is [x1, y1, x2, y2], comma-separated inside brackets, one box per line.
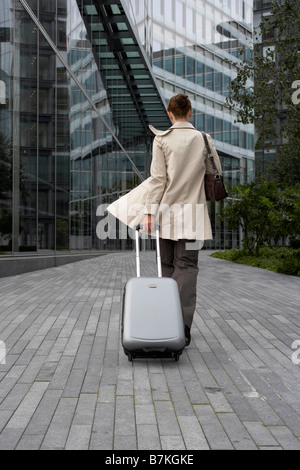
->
[211, 247, 300, 276]
[290, 238, 300, 249]
[276, 251, 300, 276]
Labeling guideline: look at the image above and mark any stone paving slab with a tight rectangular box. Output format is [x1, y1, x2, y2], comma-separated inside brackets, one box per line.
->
[0, 250, 299, 450]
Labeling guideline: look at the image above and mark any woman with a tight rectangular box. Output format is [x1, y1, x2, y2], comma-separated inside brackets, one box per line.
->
[108, 93, 222, 345]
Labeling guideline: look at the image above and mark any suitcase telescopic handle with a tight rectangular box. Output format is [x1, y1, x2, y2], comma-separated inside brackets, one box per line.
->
[135, 224, 162, 278]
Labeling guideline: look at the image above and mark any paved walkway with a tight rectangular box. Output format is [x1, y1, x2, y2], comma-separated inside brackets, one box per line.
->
[0, 250, 299, 450]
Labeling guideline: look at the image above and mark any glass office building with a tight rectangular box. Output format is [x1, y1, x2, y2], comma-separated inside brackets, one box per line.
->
[0, 0, 254, 253]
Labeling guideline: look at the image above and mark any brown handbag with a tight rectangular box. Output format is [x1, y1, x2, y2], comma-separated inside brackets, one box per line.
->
[201, 132, 228, 202]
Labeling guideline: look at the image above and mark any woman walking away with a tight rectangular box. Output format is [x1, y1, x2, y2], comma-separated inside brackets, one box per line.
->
[142, 94, 223, 345]
[107, 93, 223, 346]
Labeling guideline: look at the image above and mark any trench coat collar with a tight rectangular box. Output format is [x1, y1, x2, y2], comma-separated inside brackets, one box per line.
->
[170, 121, 195, 130]
[149, 121, 195, 136]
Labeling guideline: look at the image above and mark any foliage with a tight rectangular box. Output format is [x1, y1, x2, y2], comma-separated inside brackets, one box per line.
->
[276, 251, 300, 276]
[226, 0, 300, 183]
[211, 247, 300, 277]
[267, 140, 300, 186]
[220, 178, 300, 255]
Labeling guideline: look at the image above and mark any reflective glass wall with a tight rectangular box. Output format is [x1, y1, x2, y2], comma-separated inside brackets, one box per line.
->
[0, 0, 157, 252]
[0, 0, 14, 252]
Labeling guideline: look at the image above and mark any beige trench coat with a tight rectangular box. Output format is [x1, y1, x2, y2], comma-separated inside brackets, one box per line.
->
[107, 121, 222, 241]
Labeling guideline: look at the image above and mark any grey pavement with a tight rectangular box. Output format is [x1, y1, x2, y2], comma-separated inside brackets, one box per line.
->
[0, 249, 299, 450]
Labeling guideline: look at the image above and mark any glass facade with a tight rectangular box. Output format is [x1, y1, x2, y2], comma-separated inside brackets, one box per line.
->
[0, 0, 168, 252]
[0, 0, 254, 254]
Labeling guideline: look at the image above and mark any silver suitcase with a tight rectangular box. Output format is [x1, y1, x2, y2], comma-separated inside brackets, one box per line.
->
[121, 225, 186, 361]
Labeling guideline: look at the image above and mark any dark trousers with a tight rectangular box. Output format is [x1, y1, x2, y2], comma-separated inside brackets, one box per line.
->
[159, 238, 199, 329]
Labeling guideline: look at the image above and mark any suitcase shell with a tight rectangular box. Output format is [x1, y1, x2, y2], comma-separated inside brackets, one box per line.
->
[121, 225, 185, 361]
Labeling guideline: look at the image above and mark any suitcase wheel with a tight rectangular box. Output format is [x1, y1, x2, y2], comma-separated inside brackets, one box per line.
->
[126, 352, 181, 361]
[172, 353, 180, 361]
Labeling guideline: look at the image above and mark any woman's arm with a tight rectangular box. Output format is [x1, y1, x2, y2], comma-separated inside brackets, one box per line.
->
[144, 136, 167, 215]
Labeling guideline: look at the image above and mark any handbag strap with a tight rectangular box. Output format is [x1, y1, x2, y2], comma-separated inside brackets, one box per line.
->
[201, 132, 219, 176]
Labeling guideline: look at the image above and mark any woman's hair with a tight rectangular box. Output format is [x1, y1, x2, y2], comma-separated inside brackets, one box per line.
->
[167, 94, 192, 119]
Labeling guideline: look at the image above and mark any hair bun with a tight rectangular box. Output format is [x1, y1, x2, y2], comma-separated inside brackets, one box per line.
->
[167, 94, 192, 119]
[177, 95, 188, 104]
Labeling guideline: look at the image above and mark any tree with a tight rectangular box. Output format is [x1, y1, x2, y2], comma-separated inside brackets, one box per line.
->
[226, 0, 300, 183]
[267, 133, 300, 185]
[220, 179, 300, 255]
[221, 180, 277, 255]
[276, 184, 300, 243]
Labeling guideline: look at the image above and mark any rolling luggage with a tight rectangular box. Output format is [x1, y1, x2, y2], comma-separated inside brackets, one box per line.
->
[121, 225, 186, 361]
